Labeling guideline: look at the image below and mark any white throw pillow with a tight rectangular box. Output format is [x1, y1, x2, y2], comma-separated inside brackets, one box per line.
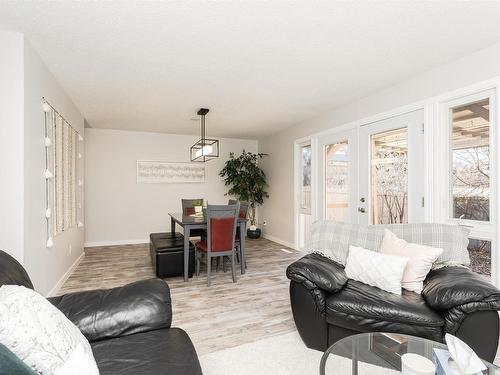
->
[0, 285, 99, 375]
[380, 229, 443, 293]
[344, 245, 409, 295]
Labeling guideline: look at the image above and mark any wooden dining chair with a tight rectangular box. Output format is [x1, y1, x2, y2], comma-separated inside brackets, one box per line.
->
[194, 203, 240, 287]
[181, 198, 205, 237]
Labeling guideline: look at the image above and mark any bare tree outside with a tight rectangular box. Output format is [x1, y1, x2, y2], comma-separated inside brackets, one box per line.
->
[371, 128, 408, 224]
[452, 147, 489, 221]
[451, 98, 491, 276]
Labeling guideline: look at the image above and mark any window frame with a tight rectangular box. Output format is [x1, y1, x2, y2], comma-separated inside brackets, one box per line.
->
[439, 88, 497, 282]
[441, 89, 497, 236]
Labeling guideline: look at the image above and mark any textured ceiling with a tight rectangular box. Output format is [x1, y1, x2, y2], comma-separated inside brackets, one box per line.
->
[2, 1, 500, 139]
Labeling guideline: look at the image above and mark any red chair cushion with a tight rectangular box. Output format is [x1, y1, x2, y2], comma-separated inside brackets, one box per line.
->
[210, 217, 235, 252]
[184, 207, 196, 215]
[195, 241, 208, 252]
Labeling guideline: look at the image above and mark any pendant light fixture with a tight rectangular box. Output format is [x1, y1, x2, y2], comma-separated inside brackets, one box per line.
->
[190, 108, 219, 162]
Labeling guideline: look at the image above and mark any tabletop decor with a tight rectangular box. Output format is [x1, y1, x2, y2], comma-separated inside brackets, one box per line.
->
[219, 150, 269, 239]
[401, 353, 435, 375]
[434, 334, 487, 375]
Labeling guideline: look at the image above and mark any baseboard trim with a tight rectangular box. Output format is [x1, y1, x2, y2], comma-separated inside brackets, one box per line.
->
[46, 251, 85, 297]
[262, 233, 297, 250]
[84, 239, 149, 248]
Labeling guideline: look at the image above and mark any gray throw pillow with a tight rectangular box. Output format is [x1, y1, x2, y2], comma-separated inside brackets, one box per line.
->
[0, 343, 37, 375]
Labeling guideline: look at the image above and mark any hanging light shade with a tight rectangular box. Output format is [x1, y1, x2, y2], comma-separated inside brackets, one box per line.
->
[190, 108, 219, 162]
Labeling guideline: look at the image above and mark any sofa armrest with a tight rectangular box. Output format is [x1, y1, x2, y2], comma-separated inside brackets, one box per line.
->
[422, 267, 500, 311]
[286, 253, 348, 293]
[48, 278, 172, 342]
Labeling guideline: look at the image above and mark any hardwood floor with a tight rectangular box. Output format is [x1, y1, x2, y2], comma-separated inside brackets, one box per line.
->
[59, 238, 303, 356]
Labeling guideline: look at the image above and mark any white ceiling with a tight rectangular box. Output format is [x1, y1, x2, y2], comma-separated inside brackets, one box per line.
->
[2, 1, 500, 139]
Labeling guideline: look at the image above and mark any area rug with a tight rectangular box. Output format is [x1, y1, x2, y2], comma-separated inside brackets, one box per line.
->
[199, 331, 397, 375]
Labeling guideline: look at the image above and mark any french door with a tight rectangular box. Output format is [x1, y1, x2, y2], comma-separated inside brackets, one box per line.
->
[318, 129, 358, 223]
[358, 110, 425, 224]
[318, 110, 425, 225]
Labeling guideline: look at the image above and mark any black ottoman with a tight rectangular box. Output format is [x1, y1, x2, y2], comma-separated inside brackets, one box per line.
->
[150, 232, 184, 241]
[150, 232, 195, 278]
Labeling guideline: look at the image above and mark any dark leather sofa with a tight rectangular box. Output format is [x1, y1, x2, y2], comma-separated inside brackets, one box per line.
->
[0, 250, 203, 375]
[287, 253, 500, 362]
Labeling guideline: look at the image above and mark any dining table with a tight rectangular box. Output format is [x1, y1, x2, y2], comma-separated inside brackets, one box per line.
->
[168, 212, 248, 281]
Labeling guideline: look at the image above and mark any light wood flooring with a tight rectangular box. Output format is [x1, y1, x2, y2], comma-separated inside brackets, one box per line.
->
[59, 238, 303, 356]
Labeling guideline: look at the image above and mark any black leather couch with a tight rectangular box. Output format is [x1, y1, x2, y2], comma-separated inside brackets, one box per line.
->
[287, 253, 500, 362]
[0, 250, 203, 375]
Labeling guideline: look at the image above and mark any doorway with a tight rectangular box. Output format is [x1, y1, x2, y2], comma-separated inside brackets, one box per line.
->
[317, 110, 425, 225]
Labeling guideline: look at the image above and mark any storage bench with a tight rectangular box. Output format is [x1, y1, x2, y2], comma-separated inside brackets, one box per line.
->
[150, 232, 195, 278]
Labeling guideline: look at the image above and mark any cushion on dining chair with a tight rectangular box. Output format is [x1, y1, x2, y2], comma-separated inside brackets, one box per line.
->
[195, 241, 208, 252]
[184, 207, 196, 215]
[210, 217, 236, 252]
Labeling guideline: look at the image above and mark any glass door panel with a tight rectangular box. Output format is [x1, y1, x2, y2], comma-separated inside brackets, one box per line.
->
[325, 141, 349, 221]
[451, 98, 490, 221]
[318, 129, 357, 223]
[298, 143, 312, 249]
[443, 90, 496, 284]
[370, 127, 408, 224]
[359, 110, 424, 225]
[300, 145, 312, 214]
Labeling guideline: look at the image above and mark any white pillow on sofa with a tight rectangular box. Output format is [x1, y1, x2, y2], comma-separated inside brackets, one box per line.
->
[0, 285, 99, 375]
[344, 245, 409, 295]
[380, 229, 443, 293]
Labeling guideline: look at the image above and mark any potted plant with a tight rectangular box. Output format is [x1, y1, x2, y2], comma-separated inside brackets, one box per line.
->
[219, 150, 269, 239]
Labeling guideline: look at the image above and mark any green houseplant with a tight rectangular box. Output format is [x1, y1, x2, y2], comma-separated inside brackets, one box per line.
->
[219, 150, 269, 239]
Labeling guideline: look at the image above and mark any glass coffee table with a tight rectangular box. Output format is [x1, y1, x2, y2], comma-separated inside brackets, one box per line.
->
[320, 332, 499, 375]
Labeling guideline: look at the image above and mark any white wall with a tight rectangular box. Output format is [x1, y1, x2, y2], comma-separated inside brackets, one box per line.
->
[23, 40, 85, 296]
[85, 128, 257, 246]
[0, 31, 85, 296]
[0, 32, 24, 263]
[259, 41, 500, 245]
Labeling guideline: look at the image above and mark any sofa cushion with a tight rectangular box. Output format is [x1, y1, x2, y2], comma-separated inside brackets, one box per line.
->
[345, 245, 408, 295]
[286, 253, 348, 294]
[0, 343, 37, 375]
[91, 328, 202, 375]
[0, 285, 98, 375]
[326, 280, 444, 342]
[49, 279, 172, 343]
[0, 250, 34, 289]
[380, 229, 443, 293]
[306, 220, 470, 269]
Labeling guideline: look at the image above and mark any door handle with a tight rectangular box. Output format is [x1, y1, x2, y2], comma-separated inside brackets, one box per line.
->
[357, 207, 366, 213]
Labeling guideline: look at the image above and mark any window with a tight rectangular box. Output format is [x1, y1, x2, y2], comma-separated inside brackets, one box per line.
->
[451, 98, 490, 222]
[468, 238, 491, 279]
[298, 143, 313, 249]
[442, 89, 495, 284]
[300, 145, 312, 213]
[370, 128, 408, 224]
[324, 141, 349, 221]
[45, 102, 83, 241]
